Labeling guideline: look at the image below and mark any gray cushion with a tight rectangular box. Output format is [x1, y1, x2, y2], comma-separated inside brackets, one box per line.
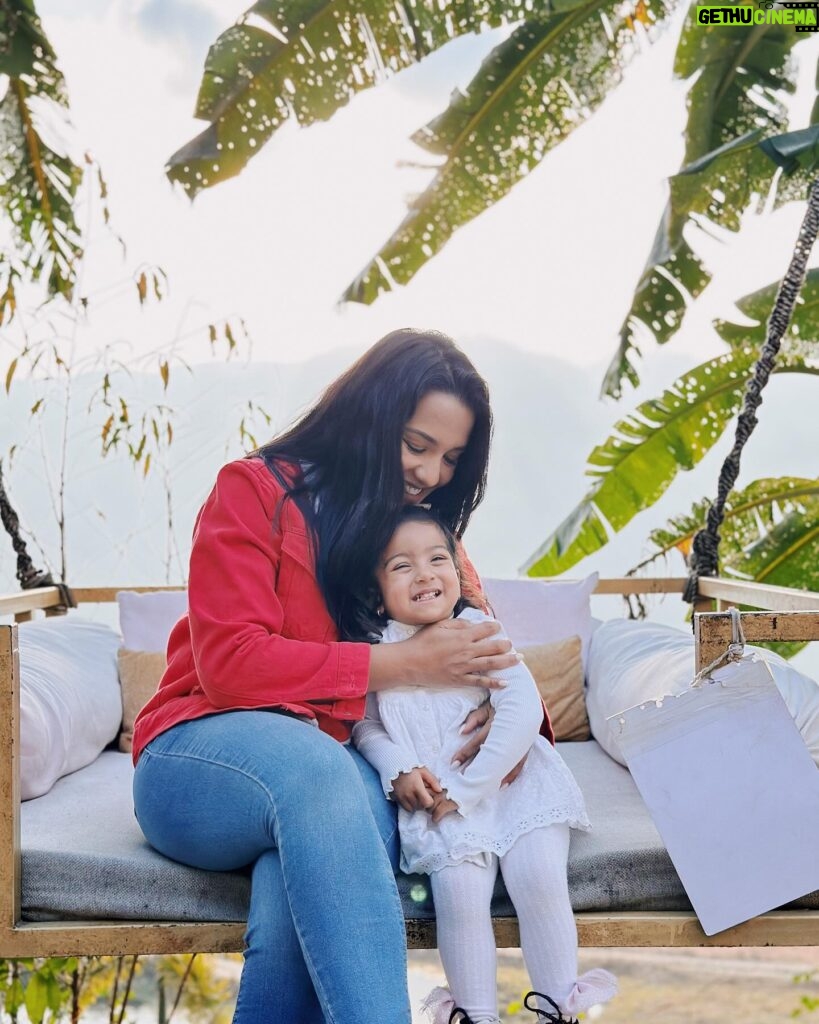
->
[21, 743, 819, 923]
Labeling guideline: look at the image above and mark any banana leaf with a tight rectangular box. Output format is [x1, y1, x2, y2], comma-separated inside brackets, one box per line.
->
[647, 477, 819, 563]
[715, 266, 819, 351]
[604, 8, 808, 398]
[0, 0, 83, 310]
[523, 344, 819, 576]
[342, 0, 677, 303]
[167, 0, 536, 196]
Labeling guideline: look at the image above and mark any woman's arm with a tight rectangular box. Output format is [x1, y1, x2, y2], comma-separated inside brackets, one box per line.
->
[443, 611, 543, 817]
[188, 461, 371, 710]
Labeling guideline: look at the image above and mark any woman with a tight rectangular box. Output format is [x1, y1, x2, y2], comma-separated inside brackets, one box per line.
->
[131, 329, 522, 1024]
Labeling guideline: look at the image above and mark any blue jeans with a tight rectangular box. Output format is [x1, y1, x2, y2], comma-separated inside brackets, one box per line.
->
[132, 710, 410, 1024]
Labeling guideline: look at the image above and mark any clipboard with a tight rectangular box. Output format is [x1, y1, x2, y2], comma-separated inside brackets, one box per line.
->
[611, 655, 819, 935]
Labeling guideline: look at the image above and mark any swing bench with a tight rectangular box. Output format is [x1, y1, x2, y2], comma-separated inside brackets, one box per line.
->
[2, 186, 819, 960]
[1, 577, 819, 959]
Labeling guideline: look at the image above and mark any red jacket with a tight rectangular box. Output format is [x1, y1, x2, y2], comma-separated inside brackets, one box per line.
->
[132, 457, 552, 763]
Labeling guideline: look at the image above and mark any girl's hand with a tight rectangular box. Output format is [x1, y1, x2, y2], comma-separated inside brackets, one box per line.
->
[429, 791, 459, 824]
[453, 702, 528, 784]
[391, 767, 442, 812]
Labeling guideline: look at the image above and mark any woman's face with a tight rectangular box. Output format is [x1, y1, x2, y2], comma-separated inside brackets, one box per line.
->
[401, 391, 474, 505]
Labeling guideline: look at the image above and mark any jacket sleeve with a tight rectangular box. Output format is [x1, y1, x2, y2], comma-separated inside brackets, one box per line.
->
[444, 610, 543, 817]
[187, 460, 370, 712]
[351, 695, 424, 798]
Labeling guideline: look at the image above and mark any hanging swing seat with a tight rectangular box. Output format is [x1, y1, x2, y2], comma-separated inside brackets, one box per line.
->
[1, 576, 818, 958]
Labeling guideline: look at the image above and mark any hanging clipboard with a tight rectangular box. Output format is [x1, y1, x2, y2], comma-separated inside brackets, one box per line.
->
[611, 655, 819, 936]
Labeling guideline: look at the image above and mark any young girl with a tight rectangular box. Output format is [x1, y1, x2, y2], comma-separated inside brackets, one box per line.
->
[352, 507, 617, 1024]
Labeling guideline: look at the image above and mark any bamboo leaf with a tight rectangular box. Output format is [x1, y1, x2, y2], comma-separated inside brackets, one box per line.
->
[343, 0, 677, 303]
[5, 358, 18, 393]
[136, 271, 148, 304]
[605, 10, 808, 396]
[30, 398, 42, 415]
[159, 359, 170, 390]
[523, 344, 819, 575]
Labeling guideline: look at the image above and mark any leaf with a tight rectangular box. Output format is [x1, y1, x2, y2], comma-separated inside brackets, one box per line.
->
[159, 359, 170, 390]
[523, 344, 819, 576]
[715, 267, 819, 351]
[647, 477, 819, 565]
[143, 452, 152, 477]
[0, 1, 85, 301]
[606, 11, 807, 396]
[5, 358, 18, 393]
[342, 0, 678, 303]
[23, 973, 48, 1024]
[136, 271, 148, 304]
[167, 0, 530, 196]
[30, 398, 42, 415]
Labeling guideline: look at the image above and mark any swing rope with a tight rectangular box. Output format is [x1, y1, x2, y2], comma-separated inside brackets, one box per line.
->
[0, 460, 75, 608]
[683, 178, 819, 605]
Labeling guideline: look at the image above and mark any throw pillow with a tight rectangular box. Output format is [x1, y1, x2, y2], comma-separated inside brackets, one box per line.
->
[117, 649, 167, 753]
[116, 590, 188, 654]
[18, 617, 122, 800]
[483, 572, 598, 671]
[520, 635, 589, 741]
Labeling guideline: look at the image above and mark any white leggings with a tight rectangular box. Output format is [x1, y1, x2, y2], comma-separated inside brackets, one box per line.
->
[429, 824, 576, 1024]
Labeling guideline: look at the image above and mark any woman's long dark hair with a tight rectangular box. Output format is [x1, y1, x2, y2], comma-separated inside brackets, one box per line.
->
[252, 329, 492, 640]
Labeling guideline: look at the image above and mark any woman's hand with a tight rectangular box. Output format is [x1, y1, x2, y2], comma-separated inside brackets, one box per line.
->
[391, 767, 442, 812]
[369, 618, 520, 692]
[453, 702, 528, 784]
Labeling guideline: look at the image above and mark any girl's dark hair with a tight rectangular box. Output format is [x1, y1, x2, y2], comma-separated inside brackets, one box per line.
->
[252, 329, 492, 640]
[352, 505, 475, 642]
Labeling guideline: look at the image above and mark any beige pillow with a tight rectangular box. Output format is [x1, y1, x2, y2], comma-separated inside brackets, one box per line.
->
[520, 635, 589, 742]
[117, 649, 166, 753]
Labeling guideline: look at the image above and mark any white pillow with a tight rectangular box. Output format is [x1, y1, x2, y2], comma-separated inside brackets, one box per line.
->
[116, 590, 188, 653]
[586, 618, 819, 768]
[18, 617, 123, 800]
[483, 572, 598, 670]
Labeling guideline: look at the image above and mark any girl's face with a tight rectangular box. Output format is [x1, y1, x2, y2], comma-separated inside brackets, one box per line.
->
[376, 520, 461, 625]
[401, 391, 474, 505]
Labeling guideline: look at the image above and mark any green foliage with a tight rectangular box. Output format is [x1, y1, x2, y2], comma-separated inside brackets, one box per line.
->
[523, 334, 819, 576]
[167, 0, 532, 195]
[0, 0, 86, 314]
[605, 9, 810, 396]
[342, 0, 676, 303]
[168, 0, 678, 298]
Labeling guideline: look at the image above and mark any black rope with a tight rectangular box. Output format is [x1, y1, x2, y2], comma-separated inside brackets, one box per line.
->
[684, 178, 819, 605]
[0, 460, 75, 608]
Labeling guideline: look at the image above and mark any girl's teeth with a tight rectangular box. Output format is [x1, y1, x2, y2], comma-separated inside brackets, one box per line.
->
[405, 483, 422, 495]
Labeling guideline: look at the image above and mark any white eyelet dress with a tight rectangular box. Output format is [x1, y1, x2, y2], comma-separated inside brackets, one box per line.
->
[352, 607, 590, 875]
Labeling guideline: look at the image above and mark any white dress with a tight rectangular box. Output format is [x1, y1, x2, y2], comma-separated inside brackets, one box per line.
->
[352, 607, 590, 875]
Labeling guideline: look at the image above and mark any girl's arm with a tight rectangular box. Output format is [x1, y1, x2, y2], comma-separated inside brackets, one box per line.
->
[352, 694, 426, 798]
[443, 609, 543, 817]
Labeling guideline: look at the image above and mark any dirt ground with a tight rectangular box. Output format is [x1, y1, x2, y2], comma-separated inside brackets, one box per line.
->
[407, 946, 819, 1022]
